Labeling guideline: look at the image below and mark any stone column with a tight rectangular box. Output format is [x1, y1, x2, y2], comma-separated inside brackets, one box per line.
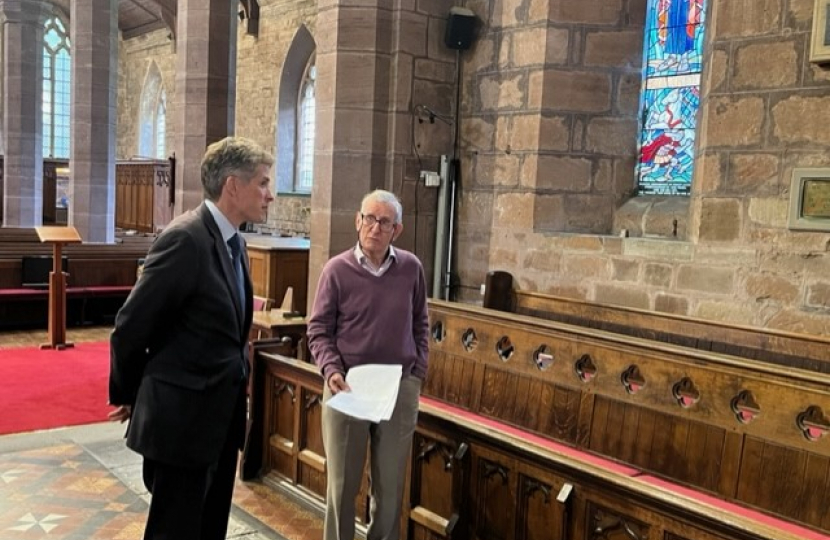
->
[309, 0, 394, 306]
[0, 0, 51, 226]
[173, 0, 237, 213]
[69, 0, 117, 243]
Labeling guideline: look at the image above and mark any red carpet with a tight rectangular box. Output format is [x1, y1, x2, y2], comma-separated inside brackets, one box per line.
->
[0, 341, 111, 435]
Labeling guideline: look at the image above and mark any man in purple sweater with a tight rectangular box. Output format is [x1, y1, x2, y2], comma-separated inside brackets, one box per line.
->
[307, 189, 429, 540]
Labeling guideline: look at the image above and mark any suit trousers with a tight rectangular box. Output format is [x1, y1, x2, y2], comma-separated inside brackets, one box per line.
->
[141, 386, 246, 540]
[321, 375, 421, 540]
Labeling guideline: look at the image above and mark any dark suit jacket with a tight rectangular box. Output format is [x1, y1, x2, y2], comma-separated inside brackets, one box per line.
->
[109, 203, 253, 466]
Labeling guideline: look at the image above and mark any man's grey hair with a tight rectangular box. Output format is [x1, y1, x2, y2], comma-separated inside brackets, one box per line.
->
[201, 137, 274, 201]
[361, 189, 403, 223]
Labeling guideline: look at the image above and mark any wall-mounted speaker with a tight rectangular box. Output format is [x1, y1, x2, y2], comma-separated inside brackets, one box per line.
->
[444, 7, 476, 50]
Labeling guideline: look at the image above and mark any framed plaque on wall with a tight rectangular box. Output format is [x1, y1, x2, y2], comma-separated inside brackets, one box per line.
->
[788, 168, 830, 231]
[811, 0, 830, 63]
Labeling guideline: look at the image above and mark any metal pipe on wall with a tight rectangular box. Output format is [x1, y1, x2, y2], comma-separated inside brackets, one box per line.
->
[432, 155, 451, 299]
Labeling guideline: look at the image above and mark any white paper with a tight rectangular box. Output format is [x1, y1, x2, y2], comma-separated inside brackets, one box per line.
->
[325, 364, 402, 422]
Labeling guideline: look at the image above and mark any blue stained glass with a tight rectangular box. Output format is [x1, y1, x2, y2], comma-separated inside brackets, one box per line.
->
[45, 28, 60, 50]
[644, 25, 705, 77]
[642, 86, 699, 131]
[637, 0, 706, 196]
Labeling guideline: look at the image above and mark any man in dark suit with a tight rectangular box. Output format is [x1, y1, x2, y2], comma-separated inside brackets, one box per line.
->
[108, 136, 274, 540]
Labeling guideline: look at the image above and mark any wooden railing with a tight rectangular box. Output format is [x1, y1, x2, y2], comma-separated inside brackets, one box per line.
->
[246, 300, 830, 540]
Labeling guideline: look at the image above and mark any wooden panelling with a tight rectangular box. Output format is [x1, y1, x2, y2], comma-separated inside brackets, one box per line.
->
[248, 351, 805, 540]
[425, 300, 830, 532]
[115, 160, 172, 233]
[245, 237, 310, 315]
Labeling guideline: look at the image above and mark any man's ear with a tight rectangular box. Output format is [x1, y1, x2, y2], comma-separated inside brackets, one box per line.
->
[355, 211, 362, 231]
[392, 221, 404, 242]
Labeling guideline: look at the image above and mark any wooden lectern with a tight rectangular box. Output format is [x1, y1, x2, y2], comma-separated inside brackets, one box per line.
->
[36, 226, 82, 350]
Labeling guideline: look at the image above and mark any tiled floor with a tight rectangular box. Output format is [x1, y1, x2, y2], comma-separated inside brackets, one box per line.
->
[0, 326, 325, 540]
[0, 422, 326, 540]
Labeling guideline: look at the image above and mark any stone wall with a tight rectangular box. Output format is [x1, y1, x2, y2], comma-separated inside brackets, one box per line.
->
[117, 29, 175, 160]
[110, 0, 830, 334]
[451, 0, 830, 335]
[234, 0, 316, 236]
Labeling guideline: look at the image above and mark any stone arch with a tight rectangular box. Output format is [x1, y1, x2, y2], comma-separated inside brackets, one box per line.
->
[275, 25, 316, 193]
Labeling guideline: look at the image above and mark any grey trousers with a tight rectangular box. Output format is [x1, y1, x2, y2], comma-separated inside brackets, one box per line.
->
[321, 375, 421, 540]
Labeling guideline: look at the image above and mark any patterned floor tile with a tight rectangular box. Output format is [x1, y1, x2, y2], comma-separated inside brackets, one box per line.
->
[0, 441, 323, 540]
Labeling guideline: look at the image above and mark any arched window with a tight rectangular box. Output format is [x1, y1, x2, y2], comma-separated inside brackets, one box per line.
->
[155, 91, 167, 159]
[276, 25, 316, 194]
[43, 16, 71, 159]
[636, 0, 706, 195]
[295, 57, 316, 192]
[138, 62, 167, 159]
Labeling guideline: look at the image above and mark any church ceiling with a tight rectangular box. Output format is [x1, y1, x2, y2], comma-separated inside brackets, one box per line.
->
[53, 0, 177, 39]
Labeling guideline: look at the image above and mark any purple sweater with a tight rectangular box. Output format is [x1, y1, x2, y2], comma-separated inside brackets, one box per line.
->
[307, 248, 429, 382]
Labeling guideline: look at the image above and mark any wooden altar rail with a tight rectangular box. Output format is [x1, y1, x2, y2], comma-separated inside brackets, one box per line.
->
[485, 273, 830, 374]
[247, 346, 830, 540]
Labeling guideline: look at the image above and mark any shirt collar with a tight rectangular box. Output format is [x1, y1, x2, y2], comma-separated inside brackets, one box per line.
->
[353, 242, 396, 265]
[205, 200, 238, 244]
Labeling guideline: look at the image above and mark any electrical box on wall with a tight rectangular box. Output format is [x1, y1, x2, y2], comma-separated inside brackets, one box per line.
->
[421, 171, 441, 187]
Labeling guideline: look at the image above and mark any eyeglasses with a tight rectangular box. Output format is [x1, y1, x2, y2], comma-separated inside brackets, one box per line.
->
[360, 213, 396, 232]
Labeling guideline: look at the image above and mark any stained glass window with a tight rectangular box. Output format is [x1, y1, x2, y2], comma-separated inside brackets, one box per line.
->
[637, 0, 706, 195]
[43, 16, 71, 159]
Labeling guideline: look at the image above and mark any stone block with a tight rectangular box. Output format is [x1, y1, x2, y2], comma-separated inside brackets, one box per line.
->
[654, 293, 688, 315]
[748, 198, 788, 228]
[542, 70, 612, 113]
[677, 265, 734, 294]
[806, 282, 830, 309]
[733, 40, 798, 90]
[772, 95, 830, 146]
[694, 300, 756, 326]
[513, 27, 547, 67]
[725, 153, 781, 196]
[745, 273, 800, 303]
[549, 0, 622, 24]
[623, 238, 693, 260]
[564, 254, 610, 280]
[534, 194, 615, 233]
[644, 263, 673, 287]
[703, 96, 765, 147]
[585, 117, 638, 156]
[713, 0, 781, 38]
[584, 29, 643, 68]
[493, 192, 535, 229]
[594, 283, 649, 309]
[535, 156, 592, 190]
[611, 258, 639, 281]
[545, 27, 570, 65]
[479, 73, 525, 111]
[617, 73, 641, 116]
[697, 198, 741, 242]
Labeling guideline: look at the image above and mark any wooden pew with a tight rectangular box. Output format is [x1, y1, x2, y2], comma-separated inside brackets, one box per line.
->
[484, 271, 830, 374]
[246, 301, 830, 540]
[0, 228, 153, 328]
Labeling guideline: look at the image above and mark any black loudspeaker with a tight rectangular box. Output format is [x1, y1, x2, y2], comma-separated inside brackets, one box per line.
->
[444, 7, 476, 50]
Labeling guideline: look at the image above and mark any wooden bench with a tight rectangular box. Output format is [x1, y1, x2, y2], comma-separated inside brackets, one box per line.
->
[246, 300, 830, 540]
[0, 229, 151, 328]
[483, 270, 830, 374]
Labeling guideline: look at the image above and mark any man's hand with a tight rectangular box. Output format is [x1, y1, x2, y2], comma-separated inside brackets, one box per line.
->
[108, 404, 132, 423]
[327, 373, 351, 394]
